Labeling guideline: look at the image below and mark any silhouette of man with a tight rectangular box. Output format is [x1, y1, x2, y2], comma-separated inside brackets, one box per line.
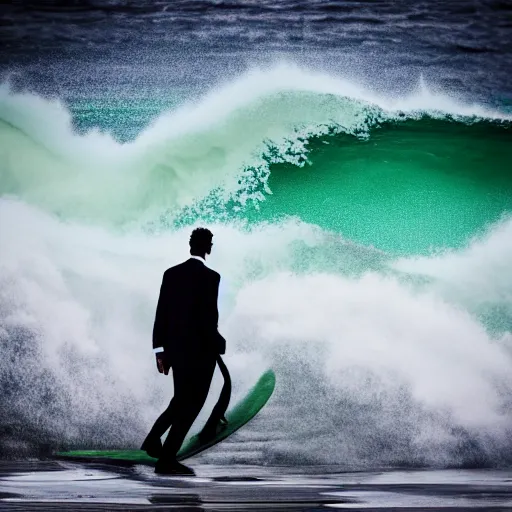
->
[141, 227, 226, 475]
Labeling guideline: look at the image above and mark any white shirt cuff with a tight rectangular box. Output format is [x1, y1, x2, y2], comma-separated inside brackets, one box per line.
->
[153, 347, 164, 354]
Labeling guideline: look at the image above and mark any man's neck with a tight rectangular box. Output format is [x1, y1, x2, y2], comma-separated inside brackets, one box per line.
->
[190, 254, 206, 263]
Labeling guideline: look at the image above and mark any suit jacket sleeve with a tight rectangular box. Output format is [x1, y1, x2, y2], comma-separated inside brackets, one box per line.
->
[152, 272, 170, 351]
[206, 273, 220, 335]
[206, 273, 226, 354]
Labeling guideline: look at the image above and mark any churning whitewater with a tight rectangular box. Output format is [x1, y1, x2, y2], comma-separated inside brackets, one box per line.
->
[0, 65, 511, 468]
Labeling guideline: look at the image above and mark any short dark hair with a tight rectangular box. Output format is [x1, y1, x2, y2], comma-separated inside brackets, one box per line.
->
[189, 227, 213, 253]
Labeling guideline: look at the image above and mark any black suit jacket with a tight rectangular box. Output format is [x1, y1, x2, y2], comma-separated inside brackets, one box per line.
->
[152, 258, 226, 358]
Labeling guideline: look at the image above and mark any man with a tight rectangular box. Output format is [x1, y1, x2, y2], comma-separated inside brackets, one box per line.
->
[141, 227, 226, 476]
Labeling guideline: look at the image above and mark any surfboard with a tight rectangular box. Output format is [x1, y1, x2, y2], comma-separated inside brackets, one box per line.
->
[56, 369, 275, 466]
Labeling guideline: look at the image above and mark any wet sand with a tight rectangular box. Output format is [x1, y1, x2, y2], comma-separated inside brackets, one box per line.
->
[1, 461, 511, 511]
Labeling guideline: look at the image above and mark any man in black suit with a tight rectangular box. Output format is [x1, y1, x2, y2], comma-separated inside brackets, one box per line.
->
[141, 227, 226, 476]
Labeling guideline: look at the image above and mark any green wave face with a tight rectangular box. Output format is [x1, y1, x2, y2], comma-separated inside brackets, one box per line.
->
[241, 118, 512, 255]
[2, 77, 510, 257]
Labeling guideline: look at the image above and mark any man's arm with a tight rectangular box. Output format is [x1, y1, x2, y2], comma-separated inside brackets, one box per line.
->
[207, 273, 226, 354]
[152, 272, 170, 373]
[205, 273, 220, 333]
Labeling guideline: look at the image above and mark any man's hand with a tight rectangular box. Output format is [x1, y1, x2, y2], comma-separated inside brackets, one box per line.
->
[156, 353, 170, 375]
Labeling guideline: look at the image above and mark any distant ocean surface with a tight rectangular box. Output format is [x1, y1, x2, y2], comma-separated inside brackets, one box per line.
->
[0, 0, 511, 471]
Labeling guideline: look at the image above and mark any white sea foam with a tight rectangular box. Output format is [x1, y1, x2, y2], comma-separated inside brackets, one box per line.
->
[1, 64, 511, 464]
[1, 197, 511, 465]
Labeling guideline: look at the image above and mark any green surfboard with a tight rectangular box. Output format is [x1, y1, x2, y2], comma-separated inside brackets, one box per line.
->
[56, 369, 275, 465]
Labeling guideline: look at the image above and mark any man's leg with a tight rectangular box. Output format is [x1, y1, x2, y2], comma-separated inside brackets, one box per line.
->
[143, 398, 174, 446]
[159, 356, 216, 463]
[199, 355, 231, 440]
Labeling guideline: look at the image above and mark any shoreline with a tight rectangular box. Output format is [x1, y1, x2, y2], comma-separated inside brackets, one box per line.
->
[1, 460, 511, 511]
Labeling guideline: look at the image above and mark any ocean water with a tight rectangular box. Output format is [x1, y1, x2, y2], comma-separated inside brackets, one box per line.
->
[1, 0, 512, 479]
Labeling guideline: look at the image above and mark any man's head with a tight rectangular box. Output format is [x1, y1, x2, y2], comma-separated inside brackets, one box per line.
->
[189, 227, 213, 257]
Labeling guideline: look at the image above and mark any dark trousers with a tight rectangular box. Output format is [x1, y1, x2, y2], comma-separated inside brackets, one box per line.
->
[146, 354, 216, 461]
[199, 355, 231, 437]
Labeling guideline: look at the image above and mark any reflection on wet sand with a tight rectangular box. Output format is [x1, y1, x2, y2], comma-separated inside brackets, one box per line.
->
[1, 461, 512, 510]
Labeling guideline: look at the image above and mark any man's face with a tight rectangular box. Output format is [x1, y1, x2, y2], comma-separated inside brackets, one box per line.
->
[206, 240, 213, 255]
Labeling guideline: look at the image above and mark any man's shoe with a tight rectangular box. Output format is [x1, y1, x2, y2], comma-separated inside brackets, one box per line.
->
[198, 416, 228, 443]
[154, 459, 195, 476]
[141, 437, 163, 459]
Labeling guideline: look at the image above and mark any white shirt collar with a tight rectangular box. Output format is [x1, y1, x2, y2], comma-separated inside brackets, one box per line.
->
[190, 255, 205, 264]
